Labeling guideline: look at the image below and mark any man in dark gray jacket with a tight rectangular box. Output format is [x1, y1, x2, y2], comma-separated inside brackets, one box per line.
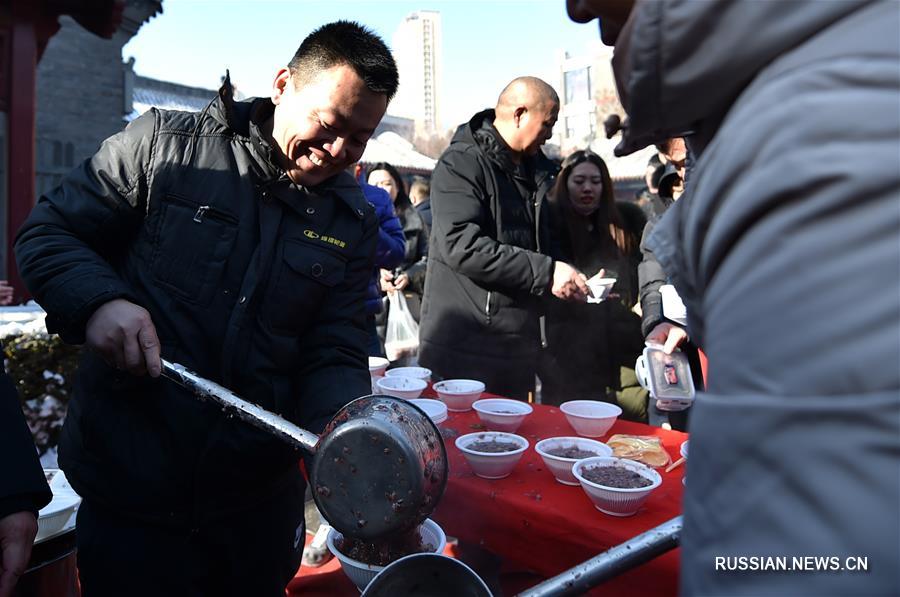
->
[15, 21, 397, 596]
[568, 0, 899, 595]
[419, 77, 589, 400]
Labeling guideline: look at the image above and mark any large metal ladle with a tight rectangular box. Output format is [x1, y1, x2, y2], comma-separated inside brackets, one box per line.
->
[161, 359, 448, 541]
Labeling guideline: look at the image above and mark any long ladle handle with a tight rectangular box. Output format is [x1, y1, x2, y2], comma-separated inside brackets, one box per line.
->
[160, 359, 320, 453]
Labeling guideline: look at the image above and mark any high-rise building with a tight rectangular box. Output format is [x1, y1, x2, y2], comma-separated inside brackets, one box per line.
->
[554, 41, 622, 154]
[390, 10, 443, 137]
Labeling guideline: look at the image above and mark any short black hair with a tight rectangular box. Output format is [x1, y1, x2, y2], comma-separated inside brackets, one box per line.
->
[289, 20, 399, 101]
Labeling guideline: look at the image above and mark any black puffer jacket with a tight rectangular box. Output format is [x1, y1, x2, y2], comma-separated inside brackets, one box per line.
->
[0, 350, 51, 519]
[15, 81, 376, 526]
[419, 110, 555, 377]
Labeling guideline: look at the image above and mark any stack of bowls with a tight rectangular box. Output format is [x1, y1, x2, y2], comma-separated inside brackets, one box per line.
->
[409, 398, 448, 426]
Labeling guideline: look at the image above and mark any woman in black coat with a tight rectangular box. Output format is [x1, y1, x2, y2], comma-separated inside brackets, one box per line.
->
[540, 151, 648, 421]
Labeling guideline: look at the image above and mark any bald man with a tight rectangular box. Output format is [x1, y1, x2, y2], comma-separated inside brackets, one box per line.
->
[418, 77, 588, 400]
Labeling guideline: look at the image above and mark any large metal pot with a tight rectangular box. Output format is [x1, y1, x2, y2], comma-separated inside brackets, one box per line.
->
[161, 360, 447, 541]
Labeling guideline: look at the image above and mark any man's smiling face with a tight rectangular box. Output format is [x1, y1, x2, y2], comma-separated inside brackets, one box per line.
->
[270, 64, 387, 187]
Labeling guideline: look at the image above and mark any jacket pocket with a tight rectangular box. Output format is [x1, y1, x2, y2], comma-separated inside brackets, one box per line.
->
[150, 194, 238, 306]
[265, 239, 346, 335]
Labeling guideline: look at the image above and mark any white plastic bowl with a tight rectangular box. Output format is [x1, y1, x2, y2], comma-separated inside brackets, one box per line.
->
[587, 277, 617, 303]
[368, 356, 390, 378]
[560, 400, 622, 437]
[534, 437, 613, 485]
[455, 431, 529, 479]
[572, 456, 662, 517]
[433, 379, 485, 412]
[326, 518, 447, 592]
[385, 366, 432, 382]
[409, 398, 448, 426]
[375, 376, 427, 400]
[680, 440, 689, 486]
[472, 398, 532, 433]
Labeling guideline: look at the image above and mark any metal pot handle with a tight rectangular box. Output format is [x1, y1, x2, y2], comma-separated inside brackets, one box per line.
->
[160, 359, 320, 453]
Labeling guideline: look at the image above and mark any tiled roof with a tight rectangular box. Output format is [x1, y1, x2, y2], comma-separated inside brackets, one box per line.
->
[127, 75, 218, 120]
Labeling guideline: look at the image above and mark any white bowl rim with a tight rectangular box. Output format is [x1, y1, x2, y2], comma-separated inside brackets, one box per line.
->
[433, 379, 486, 395]
[409, 398, 448, 419]
[680, 440, 689, 459]
[455, 431, 529, 456]
[560, 400, 623, 418]
[376, 376, 428, 391]
[534, 437, 613, 462]
[472, 398, 533, 416]
[368, 356, 390, 368]
[572, 456, 662, 492]
[385, 366, 432, 378]
[326, 518, 445, 573]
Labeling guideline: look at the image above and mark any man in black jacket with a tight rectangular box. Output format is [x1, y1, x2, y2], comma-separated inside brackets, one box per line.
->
[419, 77, 589, 400]
[0, 356, 52, 597]
[15, 21, 396, 596]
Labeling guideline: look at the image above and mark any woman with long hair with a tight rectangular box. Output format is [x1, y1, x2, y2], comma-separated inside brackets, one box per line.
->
[540, 150, 649, 421]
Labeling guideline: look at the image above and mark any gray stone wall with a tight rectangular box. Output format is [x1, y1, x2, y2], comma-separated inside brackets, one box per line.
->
[34, 1, 161, 198]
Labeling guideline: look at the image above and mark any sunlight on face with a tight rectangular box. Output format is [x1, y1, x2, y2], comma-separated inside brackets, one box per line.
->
[567, 161, 604, 215]
[271, 64, 388, 187]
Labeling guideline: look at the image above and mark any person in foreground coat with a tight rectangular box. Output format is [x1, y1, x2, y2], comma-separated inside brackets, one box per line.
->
[418, 77, 589, 400]
[0, 353, 52, 597]
[15, 21, 397, 597]
[567, 0, 900, 595]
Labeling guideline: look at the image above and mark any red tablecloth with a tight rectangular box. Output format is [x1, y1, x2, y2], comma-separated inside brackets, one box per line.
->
[430, 398, 687, 596]
[288, 395, 688, 596]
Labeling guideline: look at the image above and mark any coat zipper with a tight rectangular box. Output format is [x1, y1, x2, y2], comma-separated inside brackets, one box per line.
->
[167, 194, 238, 225]
[485, 290, 492, 325]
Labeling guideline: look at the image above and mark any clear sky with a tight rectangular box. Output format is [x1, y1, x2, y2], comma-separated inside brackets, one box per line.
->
[122, 0, 602, 132]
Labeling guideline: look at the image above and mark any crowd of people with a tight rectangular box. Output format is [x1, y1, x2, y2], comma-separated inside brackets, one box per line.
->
[4, 2, 897, 596]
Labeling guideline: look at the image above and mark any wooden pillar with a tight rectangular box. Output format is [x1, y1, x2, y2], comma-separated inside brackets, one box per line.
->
[6, 0, 37, 300]
[6, 0, 40, 301]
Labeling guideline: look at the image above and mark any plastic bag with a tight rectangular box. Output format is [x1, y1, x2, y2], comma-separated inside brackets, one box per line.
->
[384, 291, 419, 362]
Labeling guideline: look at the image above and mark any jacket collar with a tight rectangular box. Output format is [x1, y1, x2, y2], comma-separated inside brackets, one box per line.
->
[456, 109, 556, 188]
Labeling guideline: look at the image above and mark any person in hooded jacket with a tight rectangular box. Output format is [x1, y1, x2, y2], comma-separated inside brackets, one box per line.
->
[14, 21, 398, 597]
[568, 1, 899, 594]
[419, 76, 590, 401]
